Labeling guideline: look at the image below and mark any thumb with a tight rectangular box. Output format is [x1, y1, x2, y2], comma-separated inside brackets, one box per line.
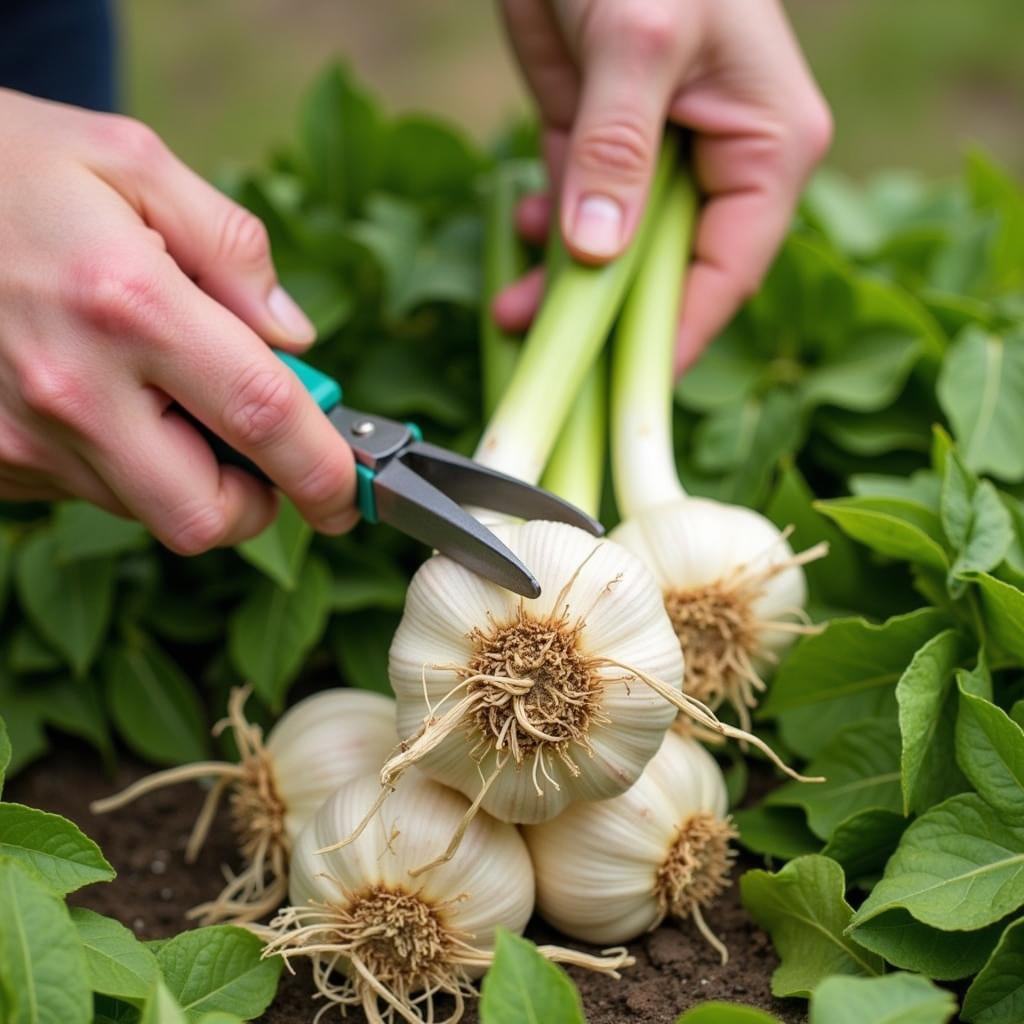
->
[560, 9, 681, 263]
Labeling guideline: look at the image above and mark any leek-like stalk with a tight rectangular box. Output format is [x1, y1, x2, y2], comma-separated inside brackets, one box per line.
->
[481, 162, 536, 418]
[611, 170, 697, 521]
[540, 356, 607, 520]
[475, 135, 679, 485]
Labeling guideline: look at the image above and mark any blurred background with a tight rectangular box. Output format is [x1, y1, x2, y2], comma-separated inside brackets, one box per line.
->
[123, 0, 1024, 179]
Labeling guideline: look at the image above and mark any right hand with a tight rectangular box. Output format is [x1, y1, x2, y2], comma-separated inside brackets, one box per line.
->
[0, 89, 359, 553]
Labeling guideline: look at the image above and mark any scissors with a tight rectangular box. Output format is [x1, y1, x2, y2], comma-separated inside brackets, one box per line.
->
[191, 352, 603, 598]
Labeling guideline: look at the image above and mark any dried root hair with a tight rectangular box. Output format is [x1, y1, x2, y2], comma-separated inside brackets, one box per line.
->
[90, 686, 289, 924]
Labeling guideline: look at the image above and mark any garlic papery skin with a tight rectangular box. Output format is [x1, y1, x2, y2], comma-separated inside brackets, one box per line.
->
[386, 520, 684, 831]
[524, 730, 736, 961]
[92, 686, 398, 924]
[262, 770, 631, 1024]
[611, 499, 823, 730]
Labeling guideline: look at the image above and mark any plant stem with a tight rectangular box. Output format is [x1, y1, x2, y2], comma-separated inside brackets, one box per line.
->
[481, 161, 539, 418]
[475, 135, 679, 485]
[540, 356, 607, 520]
[611, 167, 697, 521]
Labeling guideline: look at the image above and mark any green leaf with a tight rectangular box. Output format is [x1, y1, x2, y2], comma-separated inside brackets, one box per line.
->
[94, 995, 142, 1024]
[740, 855, 884, 998]
[0, 715, 9, 797]
[71, 908, 158, 1004]
[896, 628, 970, 814]
[764, 608, 948, 714]
[0, 856, 91, 1024]
[381, 116, 481, 206]
[956, 682, 1024, 819]
[692, 390, 802, 477]
[0, 524, 14, 619]
[765, 717, 903, 840]
[816, 405, 932, 457]
[479, 930, 585, 1024]
[228, 556, 332, 711]
[0, 803, 114, 894]
[329, 564, 407, 613]
[53, 502, 149, 563]
[849, 909, 1004, 981]
[14, 529, 116, 677]
[235, 498, 311, 591]
[800, 331, 922, 412]
[330, 610, 401, 693]
[809, 973, 956, 1024]
[821, 809, 909, 882]
[816, 498, 949, 571]
[777, 688, 897, 761]
[156, 926, 281, 1022]
[852, 793, 1024, 930]
[8, 624, 62, 674]
[106, 637, 209, 766]
[675, 328, 763, 413]
[962, 917, 1024, 1023]
[139, 980, 187, 1024]
[732, 806, 820, 861]
[937, 325, 1024, 481]
[851, 471, 941, 508]
[967, 572, 1024, 663]
[675, 1004, 782, 1024]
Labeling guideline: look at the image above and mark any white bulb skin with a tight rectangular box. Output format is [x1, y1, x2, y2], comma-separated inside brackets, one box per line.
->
[266, 689, 398, 839]
[611, 497, 808, 669]
[524, 730, 728, 946]
[387, 521, 684, 825]
[290, 770, 534, 979]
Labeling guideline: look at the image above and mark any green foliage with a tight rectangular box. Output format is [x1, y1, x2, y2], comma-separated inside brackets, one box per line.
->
[675, 1005, 781, 1023]
[962, 918, 1024, 1023]
[71, 908, 159, 1004]
[809, 973, 956, 1024]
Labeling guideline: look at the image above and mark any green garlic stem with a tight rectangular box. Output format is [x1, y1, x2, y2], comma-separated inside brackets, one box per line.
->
[611, 168, 697, 521]
[475, 136, 679, 485]
[540, 355, 607, 520]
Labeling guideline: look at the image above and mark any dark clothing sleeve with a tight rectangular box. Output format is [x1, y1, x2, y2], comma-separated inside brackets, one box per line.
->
[0, 0, 117, 111]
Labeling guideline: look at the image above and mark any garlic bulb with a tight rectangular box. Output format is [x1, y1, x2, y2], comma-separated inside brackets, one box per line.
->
[92, 687, 397, 923]
[262, 770, 631, 1024]
[611, 499, 824, 730]
[525, 729, 736, 961]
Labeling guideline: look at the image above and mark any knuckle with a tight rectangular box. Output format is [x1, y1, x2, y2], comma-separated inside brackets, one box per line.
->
[224, 365, 299, 448]
[295, 449, 353, 511]
[795, 98, 834, 166]
[95, 115, 166, 171]
[165, 501, 228, 556]
[574, 119, 652, 184]
[217, 204, 271, 267]
[16, 358, 92, 428]
[68, 250, 164, 335]
[617, 4, 678, 60]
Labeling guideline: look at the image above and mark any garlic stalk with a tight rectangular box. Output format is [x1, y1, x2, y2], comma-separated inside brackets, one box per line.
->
[525, 729, 736, 962]
[609, 170, 826, 729]
[262, 769, 631, 1024]
[92, 687, 397, 924]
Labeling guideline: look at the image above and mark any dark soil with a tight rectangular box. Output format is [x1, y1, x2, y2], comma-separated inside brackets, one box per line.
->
[10, 746, 807, 1024]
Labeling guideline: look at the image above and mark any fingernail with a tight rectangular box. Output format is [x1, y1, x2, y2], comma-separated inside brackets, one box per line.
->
[572, 194, 624, 259]
[268, 286, 316, 344]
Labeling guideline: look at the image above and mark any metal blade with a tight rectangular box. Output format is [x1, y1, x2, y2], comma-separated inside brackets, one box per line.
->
[372, 458, 542, 597]
[398, 442, 604, 536]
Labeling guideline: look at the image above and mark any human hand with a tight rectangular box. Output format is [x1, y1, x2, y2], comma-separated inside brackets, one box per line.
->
[494, 0, 832, 372]
[0, 90, 358, 552]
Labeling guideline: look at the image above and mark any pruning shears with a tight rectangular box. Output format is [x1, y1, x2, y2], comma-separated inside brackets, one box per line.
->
[195, 352, 602, 598]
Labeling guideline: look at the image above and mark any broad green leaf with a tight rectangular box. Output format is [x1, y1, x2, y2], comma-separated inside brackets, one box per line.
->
[821, 809, 909, 882]
[809, 973, 956, 1024]
[0, 803, 113, 894]
[800, 331, 921, 412]
[53, 502, 149, 563]
[956, 682, 1024, 819]
[157, 926, 281, 1022]
[36, 674, 114, 768]
[896, 628, 970, 814]
[675, 329, 763, 412]
[967, 572, 1024, 663]
[479, 930, 585, 1024]
[740, 855, 883, 998]
[236, 498, 311, 591]
[330, 610, 400, 693]
[0, 856, 91, 1024]
[850, 909, 1004, 981]
[816, 498, 949, 571]
[803, 168, 886, 256]
[852, 793, 1024, 930]
[139, 980, 187, 1024]
[0, 715, 9, 797]
[692, 390, 802, 477]
[765, 717, 903, 840]
[228, 556, 332, 710]
[0, 524, 13, 619]
[764, 608, 948, 714]
[959, 652, 994, 700]
[71, 908, 158, 1003]
[106, 637, 209, 766]
[851, 471, 941, 508]
[381, 115, 481, 206]
[962, 917, 1024, 1023]
[8, 624, 62, 674]
[816, 406, 931, 457]
[329, 568, 406, 613]
[94, 995, 142, 1024]
[675, 1004, 781, 1024]
[15, 529, 116, 677]
[937, 325, 1024, 481]
[0, 669, 50, 775]
[777, 688, 897, 761]
[732, 806, 820, 862]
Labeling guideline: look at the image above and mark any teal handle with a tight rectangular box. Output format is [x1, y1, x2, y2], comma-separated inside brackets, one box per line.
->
[276, 351, 342, 411]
